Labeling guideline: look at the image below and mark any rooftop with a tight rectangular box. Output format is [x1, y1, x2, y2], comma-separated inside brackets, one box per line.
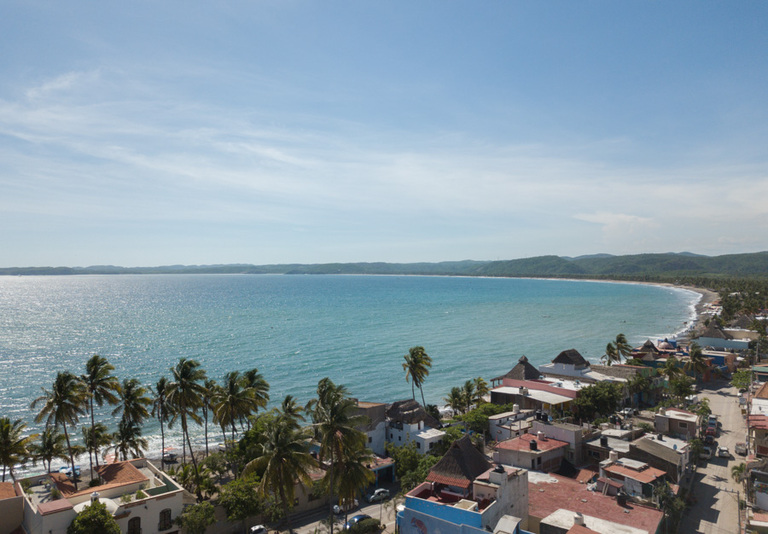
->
[492, 386, 573, 406]
[659, 408, 698, 423]
[0, 482, 17, 500]
[495, 433, 569, 453]
[604, 462, 666, 484]
[528, 471, 663, 534]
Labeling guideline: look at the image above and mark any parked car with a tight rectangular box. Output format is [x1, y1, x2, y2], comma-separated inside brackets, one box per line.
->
[334, 499, 359, 515]
[366, 488, 390, 503]
[250, 526, 267, 534]
[705, 427, 717, 437]
[708, 415, 718, 426]
[700, 447, 712, 460]
[704, 435, 715, 445]
[717, 446, 730, 458]
[735, 442, 748, 455]
[344, 514, 372, 530]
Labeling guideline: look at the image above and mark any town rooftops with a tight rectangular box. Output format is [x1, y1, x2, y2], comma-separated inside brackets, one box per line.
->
[53, 460, 150, 499]
[495, 433, 569, 453]
[586, 435, 631, 454]
[528, 471, 663, 534]
[425, 435, 491, 490]
[631, 435, 687, 465]
[492, 355, 542, 383]
[754, 383, 768, 399]
[696, 323, 733, 340]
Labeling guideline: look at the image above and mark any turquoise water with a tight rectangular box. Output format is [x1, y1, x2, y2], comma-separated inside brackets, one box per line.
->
[0, 274, 697, 456]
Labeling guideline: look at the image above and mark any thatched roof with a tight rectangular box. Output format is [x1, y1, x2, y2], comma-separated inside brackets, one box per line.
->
[635, 340, 661, 355]
[493, 355, 541, 382]
[426, 435, 491, 490]
[552, 349, 589, 368]
[386, 399, 441, 428]
[696, 323, 733, 340]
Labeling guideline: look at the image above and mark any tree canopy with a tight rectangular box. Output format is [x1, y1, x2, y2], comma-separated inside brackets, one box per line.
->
[67, 501, 121, 534]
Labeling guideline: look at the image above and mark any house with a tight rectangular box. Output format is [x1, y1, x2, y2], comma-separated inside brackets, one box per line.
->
[627, 434, 690, 484]
[702, 349, 739, 374]
[355, 400, 388, 456]
[490, 379, 577, 419]
[491, 355, 542, 387]
[748, 397, 768, 457]
[654, 407, 700, 440]
[530, 419, 592, 467]
[19, 458, 184, 534]
[538, 349, 627, 386]
[585, 434, 631, 464]
[488, 406, 535, 442]
[398, 436, 530, 534]
[0, 482, 22, 534]
[598, 456, 666, 499]
[750, 469, 768, 514]
[527, 471, 664, 534]
[386, 399, 446, 455]
[492, 432, 568, 473]
[694, 323, 751, 351]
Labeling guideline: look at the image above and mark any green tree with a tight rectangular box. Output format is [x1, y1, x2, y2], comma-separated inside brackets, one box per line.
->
[67, 500, 121, 534]
[472, 377, 489, 403]
[112, 378, 152, 426]
[201, 378, 217, 458]
[443, 387, 465, 416]
[669, 376, 694, 405]
[166, 358, 207, 501]
[175, 501, 216, 534]
[81, 355, 119, 477]
[0, 417, 36, 482]
[333, 443, 375, 523]
[243, 403, 317, 533]
[219, 475, 271, 533]
[31, 371, 88, 491]
[612, 333, 633, 362]
[212, 372, 254, 444]
[242, 368, 270, 430]
[402, 346, 432, 406]
[684, 342, 708, 384]
[30, 427, 69, 474]
[732, 462, 747, 488]
[573, 382, 623, 422]
[81, 423, 110, 477]
[461, 380, 476, 414]
[731, 369, 752, 390]
[111, 420, 147, 461]
[602, 343, 619, 366]
[308, 378, 367, 534]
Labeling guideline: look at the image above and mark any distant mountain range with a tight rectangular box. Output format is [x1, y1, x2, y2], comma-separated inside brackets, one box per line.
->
[2, 251, 768, 280]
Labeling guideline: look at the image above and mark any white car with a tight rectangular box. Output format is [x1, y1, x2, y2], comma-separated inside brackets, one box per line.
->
[250, 526, 267, 534]
[366, 488, 390, 503]
[334, 499, 359, 515]
[717, 446, 730, 458]
[700, 446, 712, 460]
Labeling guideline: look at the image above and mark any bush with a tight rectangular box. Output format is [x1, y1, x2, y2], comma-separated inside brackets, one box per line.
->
[88, 478, 102, 488]
[349, 518, 381, 534]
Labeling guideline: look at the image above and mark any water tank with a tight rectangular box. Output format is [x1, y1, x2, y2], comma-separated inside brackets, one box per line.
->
[574, 513, 585, 526]
[513, 404, 520, 414]
[530, 439, 538, 451]
[600, 436, 608, 447]
[537, 431, 545, 441]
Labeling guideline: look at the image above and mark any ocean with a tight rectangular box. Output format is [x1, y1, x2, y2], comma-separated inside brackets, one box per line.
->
[0, 274, 698, 462]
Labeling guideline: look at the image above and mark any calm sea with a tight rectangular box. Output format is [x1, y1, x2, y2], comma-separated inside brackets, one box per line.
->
[0, 274, 697, 460]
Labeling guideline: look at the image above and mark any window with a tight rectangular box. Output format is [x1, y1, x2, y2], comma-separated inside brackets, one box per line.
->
[416, 442, 421, 449]
[678, 422, 688, 429]
[368, 436, 372, 443]
[398, 436, 401, 441]
[429, 442, 434, 450]
[159, 509, 173, 531]
[128, 517, 141, 534]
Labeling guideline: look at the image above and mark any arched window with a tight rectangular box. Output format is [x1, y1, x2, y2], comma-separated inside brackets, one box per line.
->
[159, 508, 173, 530]
[127, 516, 141, 534]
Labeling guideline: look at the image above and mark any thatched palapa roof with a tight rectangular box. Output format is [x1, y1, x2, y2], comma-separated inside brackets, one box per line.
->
[386, 399, 441, 429]
[552, 348, 589, 368]
[426, 435, 492, 490]
[492, 355, 541, 382]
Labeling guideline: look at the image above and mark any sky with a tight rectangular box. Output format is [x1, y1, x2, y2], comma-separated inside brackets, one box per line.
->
[1, 1, 767, 267]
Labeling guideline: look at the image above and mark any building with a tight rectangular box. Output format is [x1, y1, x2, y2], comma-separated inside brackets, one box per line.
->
[748, 397, 768, 457]
[19, 458, 184, 534]
[527, 471, 663, 534]
[490, 379, 577, 418]
[355, 400, 388, 456]
[654, 407, 700, 440]
[385, 399, 446, 454]
[694, 323, 752, 351]
[585, 434, 631, 464]
[627, 434, 690, 484]
[538, 349, 627, 386]
[530, 419, 593, 467]
[0, 482, 22, 534]
[488, 406, 534, 442]
[398, 436, 530, 534]
[598, 456, 666, 499]
[492, 433, 568, 473]
[491, 356, 543, 387]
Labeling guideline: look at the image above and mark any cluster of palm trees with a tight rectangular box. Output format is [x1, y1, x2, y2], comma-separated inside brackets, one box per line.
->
[442, 377, 489, 415]
[601, 333, 633, 366]
[2, 355, 271, 496]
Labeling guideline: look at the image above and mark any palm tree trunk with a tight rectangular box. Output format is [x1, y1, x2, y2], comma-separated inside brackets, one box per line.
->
[182, 414, 203, 502]
[328, 449, 335, 534]
[280, 484, 293, 533]
[160, 414, 166, 471]
[89, 398, 96, 480]
[203, 410, 209, 458]
[63, 425, 78, 491]
[420, 386, 426, 407]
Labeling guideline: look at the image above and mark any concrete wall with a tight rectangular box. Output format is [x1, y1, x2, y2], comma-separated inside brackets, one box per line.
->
[0, 494, 23, 534]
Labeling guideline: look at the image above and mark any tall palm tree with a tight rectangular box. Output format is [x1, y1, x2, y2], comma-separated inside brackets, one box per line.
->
[152, 376, 172, 471]
[472, 377, 489, 404]
[660, 355, 683, 381]
[309, 378, 367, 534]
[112, 378, 152, 426]
[166, 358, 207, 501]
[603, 343, 619, 366]
[731, 462, 747, 489]
[81, 422, 110, 477]
[29, 427, 69, 474]
[333, 443, 375, 524]
[81, 355, 119, 459]
[402, 346, 432, 406]
[202, 378, 217, 457]
[242, 412, 317, 533]
[461, 380, 476, 413]
[443, 387, 465, 415]
[242, 368, 270, 429]
[212, 372, 253, 445]
[684, 342, 709, 384]
[0, 418, 37, 482]
[111, 420, 147, 461]
[31, 371, 88, 490]
[613, 334, 633, 362]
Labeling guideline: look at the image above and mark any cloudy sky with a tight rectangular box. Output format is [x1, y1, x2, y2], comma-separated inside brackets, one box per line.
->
[2, 2, 767, 267]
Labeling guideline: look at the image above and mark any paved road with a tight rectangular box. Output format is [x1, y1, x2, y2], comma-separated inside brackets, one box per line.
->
[679, 381, 747, 534]
[292, 494, 401, 534]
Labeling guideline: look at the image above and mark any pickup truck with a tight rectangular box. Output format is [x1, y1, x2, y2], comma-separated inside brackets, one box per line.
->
[735, 442, 748, 455]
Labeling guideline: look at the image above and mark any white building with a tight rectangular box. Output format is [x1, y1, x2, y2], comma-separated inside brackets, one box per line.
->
[385, 399, 446, 454]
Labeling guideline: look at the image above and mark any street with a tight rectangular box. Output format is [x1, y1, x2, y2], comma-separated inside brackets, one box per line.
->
[679, 381, 746, 534]
[292, 491, 402, 534]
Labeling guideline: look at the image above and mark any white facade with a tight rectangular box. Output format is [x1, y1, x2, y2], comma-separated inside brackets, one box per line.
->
[488, 408, 532, 441]
[387, 420, 446, 454]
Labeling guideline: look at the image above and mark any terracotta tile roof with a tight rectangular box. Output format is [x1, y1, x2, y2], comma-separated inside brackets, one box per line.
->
[755, 383, 768, 399]
[604, 463, 666, 484]
[0, 482, 17, 500]
[748, 415, 768, 430]
[576, 466, 599, 484]
[54, 460, 150, 499]
[567, 525, 601, 534]
[38, 498, 74, 515]
[529, 472, 663, 534]
[495, 433, 569, 452]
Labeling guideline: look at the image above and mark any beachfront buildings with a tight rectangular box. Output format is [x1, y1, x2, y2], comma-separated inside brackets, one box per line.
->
[17, 458, 184, 534]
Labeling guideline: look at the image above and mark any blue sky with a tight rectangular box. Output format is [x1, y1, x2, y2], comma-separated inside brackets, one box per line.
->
[1, 1, 767, 267]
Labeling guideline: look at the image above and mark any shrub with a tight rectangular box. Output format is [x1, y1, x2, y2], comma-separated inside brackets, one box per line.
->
[349, 518, 381, 534]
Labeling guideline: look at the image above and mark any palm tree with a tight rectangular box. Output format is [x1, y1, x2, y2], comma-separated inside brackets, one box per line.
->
[166, 358, 207, 501]
[0, 418, 37, 482]
[212, 372, 254, 444]
[461, 380, 476, 413]
[152, 377, 172, 471]
[242, 413, 317, 533]
[309, 378, 367, 534]
[613, 334, 633, 361]
[333, 443, 375, 524]
[402, 346, 432, 406]
[29, 427, 69, 474]
[111, 420, 147, 461]
[81, 355, 119, 460]
[81, 423, 110, 477]
[112, 378, 152, 426]
[30, 371, 88, 490]
[472, 377, 489, 404]
[443, 387, 465, 416]
[660, 355, 683, 382]
[201, 379, 217, 457]
[731, 462, 747, 489]
[685, 342, 709, 384]
[242, 368, 270, 429]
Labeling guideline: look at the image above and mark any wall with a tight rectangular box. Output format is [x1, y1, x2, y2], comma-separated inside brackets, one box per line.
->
[0, 494, 22, 534]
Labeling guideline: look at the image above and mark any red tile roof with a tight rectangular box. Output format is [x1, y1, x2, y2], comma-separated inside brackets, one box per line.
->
[38, 498, 74, 516]
[748, 415, 768, 430]
[0, 482, 16, 500]
[604, 463, 666, 484]
[495, 432, 569, 452]
[567, 525, 601, 534]
[529, 472, 663, 534]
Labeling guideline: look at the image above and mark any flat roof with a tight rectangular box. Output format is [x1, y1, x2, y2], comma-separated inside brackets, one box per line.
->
[496, 433, 569, 453]
[493, 386, 572, 406]
[605, 463, 665, 484]
[660, 408, 698, 423]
